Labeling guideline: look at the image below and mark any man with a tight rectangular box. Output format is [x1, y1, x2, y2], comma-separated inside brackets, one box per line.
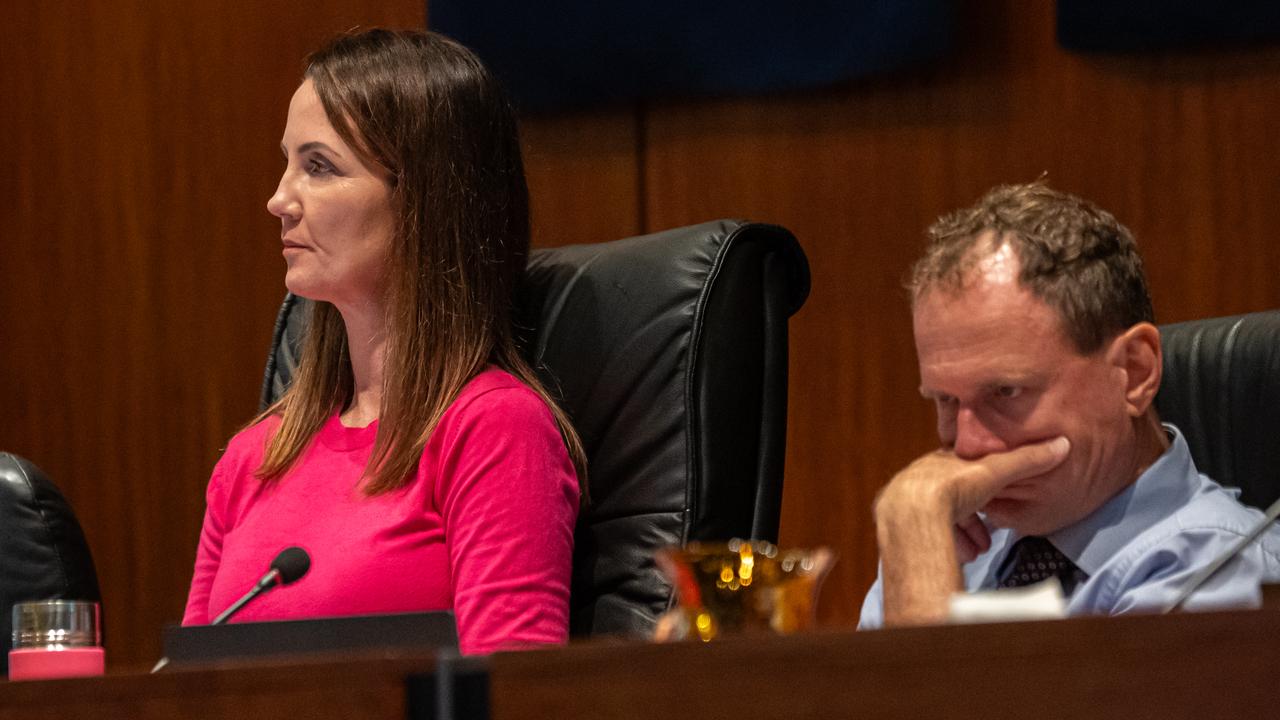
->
[859, 182, 1280, 628]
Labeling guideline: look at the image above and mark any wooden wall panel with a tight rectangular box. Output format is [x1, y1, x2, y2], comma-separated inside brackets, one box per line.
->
[641, 0, 1280, 626]
[523, 110, 642, 248]
[0, 1, 423, 668]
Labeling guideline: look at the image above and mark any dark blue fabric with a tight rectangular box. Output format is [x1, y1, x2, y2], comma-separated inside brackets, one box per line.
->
[1058, 0, 1280, 52]
[429, 1, 955, 113]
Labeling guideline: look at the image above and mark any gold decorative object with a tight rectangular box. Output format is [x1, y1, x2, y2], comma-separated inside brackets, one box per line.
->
[654, 539, 835, 642]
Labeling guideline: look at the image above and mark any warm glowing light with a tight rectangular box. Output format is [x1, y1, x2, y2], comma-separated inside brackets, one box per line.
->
[654, 541, 834, 643]
[695, 612, 715, 642]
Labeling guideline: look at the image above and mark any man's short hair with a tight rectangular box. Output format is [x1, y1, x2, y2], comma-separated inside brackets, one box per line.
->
[908, 182, 1155, 354]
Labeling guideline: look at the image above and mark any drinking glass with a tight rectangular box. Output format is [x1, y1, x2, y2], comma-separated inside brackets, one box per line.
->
[9, 600, 104, 680]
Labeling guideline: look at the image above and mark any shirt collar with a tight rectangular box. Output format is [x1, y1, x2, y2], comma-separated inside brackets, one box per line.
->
[1046, 424, 1199, 575]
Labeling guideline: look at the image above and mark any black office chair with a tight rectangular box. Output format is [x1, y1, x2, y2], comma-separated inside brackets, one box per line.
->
[0, 452, 102, 674]
[1155, 310, 1280, 510]
[260, 220, 810, 636]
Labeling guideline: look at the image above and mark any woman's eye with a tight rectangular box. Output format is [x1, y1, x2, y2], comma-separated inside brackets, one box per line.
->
[306, 158, 335, 176]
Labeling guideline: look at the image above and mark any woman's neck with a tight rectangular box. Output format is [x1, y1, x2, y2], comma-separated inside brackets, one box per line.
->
[337, 299, 387, 428]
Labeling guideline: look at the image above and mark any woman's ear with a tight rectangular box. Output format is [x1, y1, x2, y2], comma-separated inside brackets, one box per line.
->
[1107, 322, 1162, 417]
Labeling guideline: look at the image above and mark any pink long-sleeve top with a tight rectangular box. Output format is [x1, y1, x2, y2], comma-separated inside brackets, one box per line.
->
[182, 367, 579, 655]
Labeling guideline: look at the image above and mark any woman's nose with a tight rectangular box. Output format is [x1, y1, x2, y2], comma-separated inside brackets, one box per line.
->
[266, 174, 299, 220]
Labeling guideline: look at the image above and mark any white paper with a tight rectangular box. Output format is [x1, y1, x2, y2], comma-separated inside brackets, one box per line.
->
[948, 578, 1068, 623]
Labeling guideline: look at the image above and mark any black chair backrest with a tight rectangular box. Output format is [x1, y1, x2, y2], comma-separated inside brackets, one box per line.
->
[1155, 310, 1280, 510]
[0, 452, 102, 673]
[260, 220, 810, 636]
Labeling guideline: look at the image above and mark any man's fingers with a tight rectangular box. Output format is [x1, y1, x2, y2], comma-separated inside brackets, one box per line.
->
[954, 526, 979, 564]
[939, 436, 1071, 519]
[953, 514, 991, 563]
[978, 436, 1071, 486]
[880, 436, 1071, 524]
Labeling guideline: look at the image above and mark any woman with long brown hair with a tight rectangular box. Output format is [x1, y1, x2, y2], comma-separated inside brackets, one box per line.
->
[182, 29, 585, 655]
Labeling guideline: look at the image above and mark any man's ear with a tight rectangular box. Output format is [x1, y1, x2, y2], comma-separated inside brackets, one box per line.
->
[1106, 322, 1162, 417]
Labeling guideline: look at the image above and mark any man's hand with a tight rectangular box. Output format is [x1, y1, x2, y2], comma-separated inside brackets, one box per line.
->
[876, 436, 1072, 559]
[874, 436, 1070, 626]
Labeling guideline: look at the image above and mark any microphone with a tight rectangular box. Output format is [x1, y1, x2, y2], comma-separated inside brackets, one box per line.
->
[151, 547, 310, 673]
[1165, 495, 1280, 613]
[213, 546, 311, 625]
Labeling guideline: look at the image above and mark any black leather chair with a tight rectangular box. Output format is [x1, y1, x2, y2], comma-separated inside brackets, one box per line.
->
[1156, 310, 1280, 510]
[260, 220, 810, 636]
[0, 452, 102, 674]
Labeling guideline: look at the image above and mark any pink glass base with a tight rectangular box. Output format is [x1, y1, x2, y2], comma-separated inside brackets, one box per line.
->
[8, 647, 105, 681]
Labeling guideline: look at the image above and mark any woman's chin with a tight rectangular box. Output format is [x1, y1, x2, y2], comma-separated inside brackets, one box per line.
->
[283, 274, 328, 302]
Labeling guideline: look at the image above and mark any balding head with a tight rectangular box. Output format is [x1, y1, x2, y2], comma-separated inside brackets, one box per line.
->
[908, 182, 1154, 354]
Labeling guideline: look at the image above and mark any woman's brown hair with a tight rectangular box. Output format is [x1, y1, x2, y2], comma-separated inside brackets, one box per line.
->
[256, 29, 586, 495]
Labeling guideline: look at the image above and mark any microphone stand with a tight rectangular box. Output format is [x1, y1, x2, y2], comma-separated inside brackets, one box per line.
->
[211, 569, 283, 625]
[1166, 494, 1280, 613]
[151, 563, 296, 673]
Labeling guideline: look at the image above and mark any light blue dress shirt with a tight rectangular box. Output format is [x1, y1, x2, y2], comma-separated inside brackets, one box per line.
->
[859, 425, 1280, 629]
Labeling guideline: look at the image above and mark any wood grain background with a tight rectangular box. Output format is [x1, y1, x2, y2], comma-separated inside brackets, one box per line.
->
[3, 0, 1278, 667]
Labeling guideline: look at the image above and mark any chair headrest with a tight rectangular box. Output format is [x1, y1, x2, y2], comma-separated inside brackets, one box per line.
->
[1156, 310, 1280, 509]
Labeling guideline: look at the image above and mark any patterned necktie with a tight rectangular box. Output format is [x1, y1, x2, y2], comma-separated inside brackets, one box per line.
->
[996, 536, 1088, 595]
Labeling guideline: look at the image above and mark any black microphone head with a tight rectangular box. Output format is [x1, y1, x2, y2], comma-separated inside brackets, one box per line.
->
[270, 546, 311, 585]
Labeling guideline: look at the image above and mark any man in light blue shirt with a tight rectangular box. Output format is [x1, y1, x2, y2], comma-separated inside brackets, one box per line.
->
[860, 182, 1280, 629]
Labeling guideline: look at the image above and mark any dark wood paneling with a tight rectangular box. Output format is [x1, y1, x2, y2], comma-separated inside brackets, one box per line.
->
[0, 1, 424, 668]
[640, 0, 1280, 626]
[0, 651, 434, 720]
[522, 109, 642, 248]
[491, 610, 1280, 720]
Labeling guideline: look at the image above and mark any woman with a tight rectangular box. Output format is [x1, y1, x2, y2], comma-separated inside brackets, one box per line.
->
[182, 29, 586, 656]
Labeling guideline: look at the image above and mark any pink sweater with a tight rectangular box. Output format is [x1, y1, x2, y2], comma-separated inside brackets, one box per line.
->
[182, 367, 579, 655]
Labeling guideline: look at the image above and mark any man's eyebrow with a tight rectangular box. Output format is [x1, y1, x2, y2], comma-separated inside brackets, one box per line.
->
[979, 372, 1043, 391]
